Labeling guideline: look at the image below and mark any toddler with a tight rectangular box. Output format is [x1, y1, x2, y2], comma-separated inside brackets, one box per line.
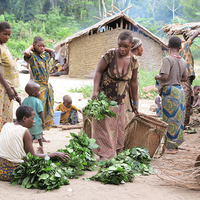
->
[22, 81, 45, 151]
[55, 95, 82, 125]
[193, 85, 200, 112]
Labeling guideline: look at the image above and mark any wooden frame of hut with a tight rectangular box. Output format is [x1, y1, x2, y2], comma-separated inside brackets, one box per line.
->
[54, 13, 168, 78]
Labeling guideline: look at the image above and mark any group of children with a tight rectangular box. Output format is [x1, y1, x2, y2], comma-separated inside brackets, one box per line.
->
[0, 21, 82, 152]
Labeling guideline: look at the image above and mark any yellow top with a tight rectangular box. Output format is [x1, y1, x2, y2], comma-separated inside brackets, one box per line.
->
[55, 103, 79, 123]
[0, 45, 20, 87]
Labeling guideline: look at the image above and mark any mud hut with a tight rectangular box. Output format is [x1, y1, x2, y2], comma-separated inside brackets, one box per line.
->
[54, 13, 168, 78]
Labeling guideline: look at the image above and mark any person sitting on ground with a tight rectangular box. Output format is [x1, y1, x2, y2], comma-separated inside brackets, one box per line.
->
[22, 81, 46, 152]
[50, 58, 69, 76]
[50, 59, 61, 74]
[192, 85, 200, 113]
[55, 95, 82, 125]
[0, 105, 70, 181]
[155, 94, 162, 117]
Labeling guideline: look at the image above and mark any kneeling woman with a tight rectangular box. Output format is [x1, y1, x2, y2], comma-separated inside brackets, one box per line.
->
[0, 105, 70, 181]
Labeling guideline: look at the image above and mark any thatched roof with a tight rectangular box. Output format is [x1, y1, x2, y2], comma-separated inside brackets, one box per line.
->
[162, 22, 200, 40]
[54, 13, 167, 51]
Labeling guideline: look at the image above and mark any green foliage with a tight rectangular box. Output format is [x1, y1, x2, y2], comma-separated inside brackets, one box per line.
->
[69, 85, 93, 98]
[82, 92, 118, 121]
[89, 147, 154, 185]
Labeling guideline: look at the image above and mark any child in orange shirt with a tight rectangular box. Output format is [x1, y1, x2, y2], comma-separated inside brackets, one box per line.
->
[55, 95, 82, 125]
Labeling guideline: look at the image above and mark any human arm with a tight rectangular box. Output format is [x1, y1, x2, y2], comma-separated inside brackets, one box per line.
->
[79, 109, 83, 114]
[154, 74, 169, 81]
[181, 75, 187, 82]
[91, 57, 108, 100]
[12, 87, 21, 105]
[23, 130, 70, 161]
[155, 96, 162, 109]
[190, 28, 200, 43]
[39, 111, 45, 129]
[24, 45, 34, 58]
[130, 68, 139, 114]
[44, 47, 55, 57]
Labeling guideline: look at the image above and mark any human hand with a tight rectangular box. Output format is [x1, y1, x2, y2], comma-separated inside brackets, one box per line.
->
[190, 76, 195, 84]
[154, 75, 160, 80]
[6, 87, 15, 101]
[15, 96, 21, 105]
[91, 91, 99, 101]
[132, 105, 139, 114]
[55, 152, 70, 162]
[42, 122, 45, 129]
[61, 111, 67, 115]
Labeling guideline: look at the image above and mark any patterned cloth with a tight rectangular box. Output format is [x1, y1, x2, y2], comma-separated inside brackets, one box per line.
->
[92, 104, 125, 159]
[100, 49, 139, 104]
[179, 38, 195, 77]
[181, 78, 192, 126]
[55, 103, 80, 123]
[162, 85, 186, 149]
[0, 157, 19, 181]
[65, 109, 79, 125]
[24, 51, 54, 130]
[0, 87, 13, 132]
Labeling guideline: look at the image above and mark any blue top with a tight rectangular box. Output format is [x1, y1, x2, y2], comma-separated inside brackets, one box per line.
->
[22, 96, 43, 135]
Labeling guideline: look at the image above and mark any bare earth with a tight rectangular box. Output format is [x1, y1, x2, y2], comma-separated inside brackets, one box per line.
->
[1, 74, 200, 200]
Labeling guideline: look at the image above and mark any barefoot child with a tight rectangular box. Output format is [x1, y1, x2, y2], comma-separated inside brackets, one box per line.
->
[0, 105, 70, 181]
[155, 36, 187, 154]
[0, 21, 21, 132]
[22, 82, 45, 151]
[55, 95, 82, 125]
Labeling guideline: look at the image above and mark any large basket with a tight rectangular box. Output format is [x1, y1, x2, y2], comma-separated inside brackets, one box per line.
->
[125, 113, 168, 157]
[83, 114, 92, 138]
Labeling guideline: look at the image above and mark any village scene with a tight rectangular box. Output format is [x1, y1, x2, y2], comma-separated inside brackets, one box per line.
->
[1, 0, 200, 199]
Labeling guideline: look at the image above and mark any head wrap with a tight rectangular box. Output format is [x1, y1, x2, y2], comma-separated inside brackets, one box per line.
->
[131, 37, 142, 50]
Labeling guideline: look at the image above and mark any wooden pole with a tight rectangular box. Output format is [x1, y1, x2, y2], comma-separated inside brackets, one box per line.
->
[121, 5, 133, 14]
[112, 5, 121, 12]
[106, 12, 112, 16]
[93, 16, 102, 20]
[120, 17, 123, 29]
[98, 0, 101, 17]
[102, 0, 107, 18]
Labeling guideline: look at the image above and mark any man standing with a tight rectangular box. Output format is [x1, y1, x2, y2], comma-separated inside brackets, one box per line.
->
[179, 28, 200, 127]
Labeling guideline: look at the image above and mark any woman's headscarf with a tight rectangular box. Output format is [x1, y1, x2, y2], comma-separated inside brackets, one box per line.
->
[131, 38, 142, 50]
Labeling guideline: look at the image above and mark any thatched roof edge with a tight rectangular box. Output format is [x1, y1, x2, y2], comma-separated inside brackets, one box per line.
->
[54, 13, 168, 51]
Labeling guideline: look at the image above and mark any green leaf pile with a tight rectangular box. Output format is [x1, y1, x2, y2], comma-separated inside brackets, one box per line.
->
[82, 92, 118, 120]
[11, 131, 99, 190]
[11, 153, 70, 191]
[89, 147, 154, 185]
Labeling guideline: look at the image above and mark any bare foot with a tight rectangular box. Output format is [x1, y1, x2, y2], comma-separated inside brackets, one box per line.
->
[33, 139, 39, 143]
[42, 136, 51, 143]
[165, 149, 177, 154]
[37, 146, 44, 154]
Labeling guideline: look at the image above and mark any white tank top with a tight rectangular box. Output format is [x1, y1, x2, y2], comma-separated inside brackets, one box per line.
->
[0, 123, 27, 163]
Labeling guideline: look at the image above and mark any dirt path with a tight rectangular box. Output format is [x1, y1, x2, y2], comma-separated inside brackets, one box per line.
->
[1, 74, 200, 200]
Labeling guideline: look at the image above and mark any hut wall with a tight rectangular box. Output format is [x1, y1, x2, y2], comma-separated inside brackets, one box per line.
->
[68, 28, 164, 78]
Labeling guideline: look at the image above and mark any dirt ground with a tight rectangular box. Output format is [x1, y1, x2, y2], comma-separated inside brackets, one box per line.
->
[1, 74, 200, 200]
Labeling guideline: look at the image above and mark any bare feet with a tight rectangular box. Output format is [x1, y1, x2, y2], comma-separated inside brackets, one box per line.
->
[36, 146, 44, 154]
[33, 139, 39, 143]
[42, 136, 50, 143]
[165, 149, 178, 154]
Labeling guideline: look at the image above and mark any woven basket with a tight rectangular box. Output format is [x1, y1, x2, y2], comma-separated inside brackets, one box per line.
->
[124, 113, 168, 157]
[83, 114, 92, 138]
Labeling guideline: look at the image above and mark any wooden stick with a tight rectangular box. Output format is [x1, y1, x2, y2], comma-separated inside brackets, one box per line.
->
[112, 5, 121, 12]
[106, 12, 112, 16]
[102, 0, 107, 16]
[121, 5, 132, 13]
[62, 124, 82, 130]
[93, 16, 102, 20]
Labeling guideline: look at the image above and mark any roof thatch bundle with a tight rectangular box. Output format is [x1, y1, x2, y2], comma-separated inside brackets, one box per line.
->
[162, 22, 200, 40]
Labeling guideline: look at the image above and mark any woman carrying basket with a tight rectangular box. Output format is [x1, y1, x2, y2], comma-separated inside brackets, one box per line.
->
[91, 31, 139, 160]
[155, 36, 187, 154]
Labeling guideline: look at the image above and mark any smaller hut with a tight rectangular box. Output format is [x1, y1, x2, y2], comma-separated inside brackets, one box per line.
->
[54, 13, 168, 78]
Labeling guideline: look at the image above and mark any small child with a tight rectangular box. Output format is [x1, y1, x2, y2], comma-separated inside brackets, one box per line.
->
[55, 95, 82, 125]
[154, 94, 162, 117]
[193, 85, 200, 111]
[22, 81, 45, 152]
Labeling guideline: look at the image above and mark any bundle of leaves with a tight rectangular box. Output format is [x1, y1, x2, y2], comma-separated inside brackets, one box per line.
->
[57, 131, 99, 178]
[82, 92, 118, 121]
[89, 147, 154, 185]
[11, 153, 69, 191]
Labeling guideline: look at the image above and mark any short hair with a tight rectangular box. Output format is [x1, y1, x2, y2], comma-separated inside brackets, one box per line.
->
[131, 37, 142, 50]
[16, 105, 34, 121]
[118, 31, 133, 43]
[168, 36, 182, 49]
[194, 85, 200, 90]
[63, 95, 71, 102]
[25, 81, 40, 96]
[33, 36, 44, 45]
[0, 21, 11, 32]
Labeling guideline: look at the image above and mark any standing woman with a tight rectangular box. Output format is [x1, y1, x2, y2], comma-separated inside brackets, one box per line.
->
[24, 37, 55, 139]
[0, 21, 21, 132]
[91, 31, 139, 160]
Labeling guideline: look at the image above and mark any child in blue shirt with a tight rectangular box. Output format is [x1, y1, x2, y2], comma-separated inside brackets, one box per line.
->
[22, 81, 44, 152]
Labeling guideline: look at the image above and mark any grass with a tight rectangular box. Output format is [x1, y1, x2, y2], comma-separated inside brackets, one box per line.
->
[69, 69, 158, 100]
